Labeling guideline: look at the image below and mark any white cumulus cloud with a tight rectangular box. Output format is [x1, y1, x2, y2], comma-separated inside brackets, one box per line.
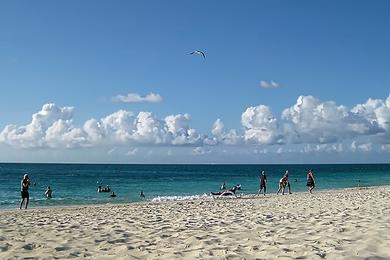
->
[282, 95, 384, 144]
[0, 103, 86, 148]
[350, 95, 390, 143]
[0, 103, 202, 148]
[2, 94, 390, 151]
[241, 105, 283, 144]
[204, 119, 242, 145]
[164, 114, 202, 145]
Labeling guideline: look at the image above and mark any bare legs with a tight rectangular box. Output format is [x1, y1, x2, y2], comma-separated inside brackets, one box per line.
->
[286, 182, 292, 194]
[257, 186, 266, 196]
[20, 196, 29, 209]
[277, 183, 285, 195]
[277, 182, 291, 195]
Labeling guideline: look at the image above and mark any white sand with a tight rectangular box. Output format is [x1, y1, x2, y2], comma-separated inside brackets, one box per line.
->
[1, 186, 390, 259]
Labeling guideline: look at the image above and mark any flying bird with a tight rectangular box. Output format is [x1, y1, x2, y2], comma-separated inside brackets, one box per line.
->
[190, 50, 206, 59]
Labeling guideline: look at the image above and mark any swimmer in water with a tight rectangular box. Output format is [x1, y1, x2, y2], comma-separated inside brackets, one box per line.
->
[45, 186, 53, 198]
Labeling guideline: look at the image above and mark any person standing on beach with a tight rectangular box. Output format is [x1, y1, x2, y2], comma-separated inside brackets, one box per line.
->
[306, 169, 316, 193]
[277, 176, 285, 195]
[277, 170, 292, 195]
[20, 174, 31, 209]
[285, 171, 292, 194]
[257, 171, 267, 196]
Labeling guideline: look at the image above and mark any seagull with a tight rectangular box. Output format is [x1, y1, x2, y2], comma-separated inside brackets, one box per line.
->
[190, 50, 206, 59]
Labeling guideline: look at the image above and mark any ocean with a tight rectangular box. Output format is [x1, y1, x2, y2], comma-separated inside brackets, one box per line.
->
[1, 163, 390, 209]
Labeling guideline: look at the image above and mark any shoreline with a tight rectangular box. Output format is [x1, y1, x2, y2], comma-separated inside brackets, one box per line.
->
[0, 184, 381, 212]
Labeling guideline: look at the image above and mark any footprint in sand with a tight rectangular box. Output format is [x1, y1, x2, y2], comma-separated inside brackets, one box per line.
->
[22, 243, 36, 250]
[0, 243, 10, 252]
[55, 246, 71, 251]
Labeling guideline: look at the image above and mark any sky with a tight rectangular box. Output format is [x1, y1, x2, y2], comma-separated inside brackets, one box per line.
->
[0, 0, 389, 163]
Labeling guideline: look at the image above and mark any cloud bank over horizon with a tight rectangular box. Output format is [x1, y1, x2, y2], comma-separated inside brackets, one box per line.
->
[1, 94, 389, 156]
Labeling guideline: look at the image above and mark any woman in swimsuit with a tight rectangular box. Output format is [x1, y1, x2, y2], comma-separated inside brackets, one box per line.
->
[306, 169, 316, 193]
[277, 177, 286, 195]
[277, 171, 291, 195]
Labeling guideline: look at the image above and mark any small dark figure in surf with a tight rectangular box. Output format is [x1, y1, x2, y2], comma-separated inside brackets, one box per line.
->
[306, 169, 316, 193]
[257, 171, 267, 196]
[220, 181, 226, 190]
[20, 174, 31, 209]
[104, 185, 111, 192]
[45, 186, 53, 198]
[110, 191, 117, 197]
[97, 185, 102, 193]
[140, 191, 145, 198]
[211, 185, 240, 197]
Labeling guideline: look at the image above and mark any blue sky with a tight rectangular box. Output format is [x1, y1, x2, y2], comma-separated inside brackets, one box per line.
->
[0, 1, 390, 163]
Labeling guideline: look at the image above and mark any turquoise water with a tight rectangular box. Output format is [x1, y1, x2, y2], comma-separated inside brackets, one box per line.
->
[1, 163, 390, 209]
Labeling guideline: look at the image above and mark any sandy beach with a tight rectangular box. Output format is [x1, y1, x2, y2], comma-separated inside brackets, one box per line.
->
[1, 186, 389, 259]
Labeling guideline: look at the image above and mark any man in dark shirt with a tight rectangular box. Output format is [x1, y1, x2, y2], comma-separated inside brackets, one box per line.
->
[20, 174, 30, 209]
[257, 171, 267, 196]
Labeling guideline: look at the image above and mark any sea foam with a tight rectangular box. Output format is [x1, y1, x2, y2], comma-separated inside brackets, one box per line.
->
[151, 193, 210, 202]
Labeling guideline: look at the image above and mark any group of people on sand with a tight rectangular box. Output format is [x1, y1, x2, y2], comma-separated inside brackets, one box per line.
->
[212, 169, 316, 198]
[20, 174, 53, 209]
[257, 169, 316, 196]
